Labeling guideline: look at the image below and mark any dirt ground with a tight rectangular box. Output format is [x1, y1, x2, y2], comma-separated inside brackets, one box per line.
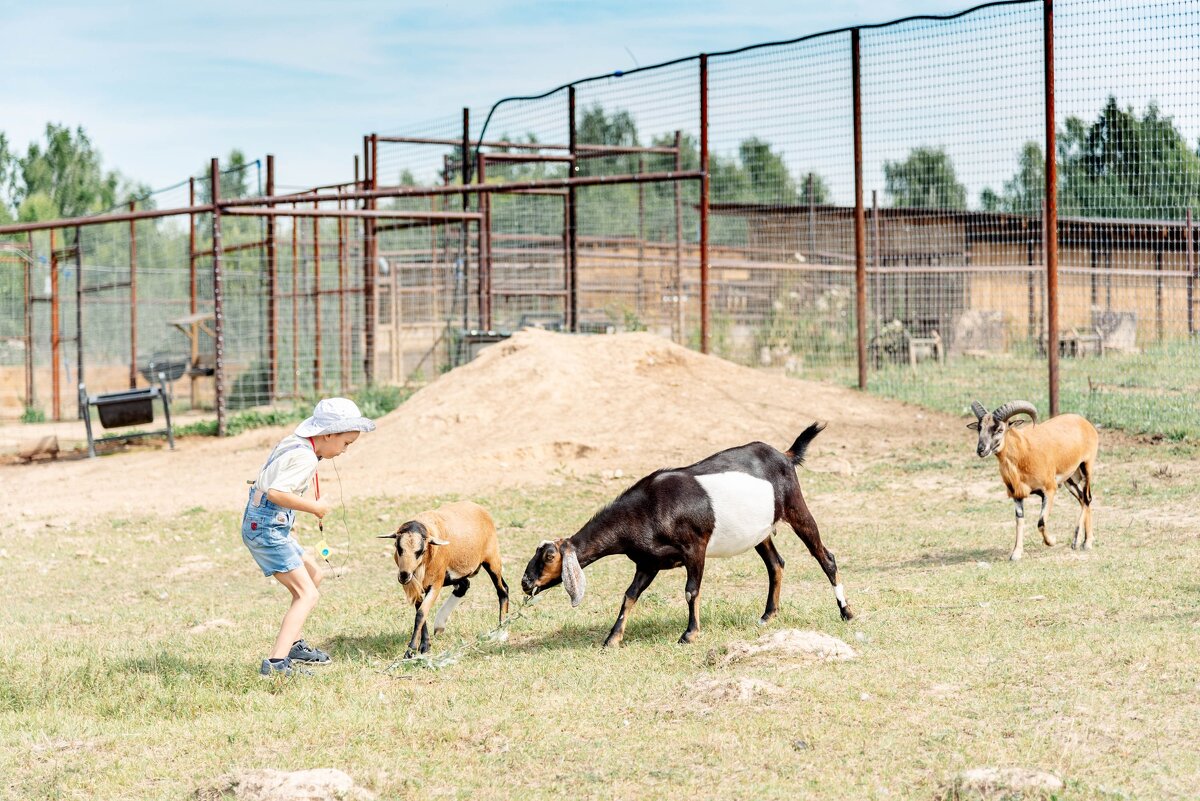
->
[3, 330, 961, 526]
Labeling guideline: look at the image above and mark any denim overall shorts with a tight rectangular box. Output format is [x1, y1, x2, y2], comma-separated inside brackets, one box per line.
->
[242, 487, 305, 577]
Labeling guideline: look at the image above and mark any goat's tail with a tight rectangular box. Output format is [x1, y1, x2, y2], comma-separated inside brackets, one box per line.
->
[785, 421, 826, 466]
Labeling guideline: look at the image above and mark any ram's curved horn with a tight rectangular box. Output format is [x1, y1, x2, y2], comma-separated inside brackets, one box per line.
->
[971, 400, 988, 420]
[993, 400, 1038, 424]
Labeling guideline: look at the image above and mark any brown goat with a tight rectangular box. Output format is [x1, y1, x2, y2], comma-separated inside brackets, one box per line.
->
[969, 400, 1099, 560]
[379, 501, 509, 657]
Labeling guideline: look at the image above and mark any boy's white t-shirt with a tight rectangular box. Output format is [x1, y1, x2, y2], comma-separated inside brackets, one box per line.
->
[254, 434, 319, 496]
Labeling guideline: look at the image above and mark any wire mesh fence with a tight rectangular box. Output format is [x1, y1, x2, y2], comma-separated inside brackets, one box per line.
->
[4, 0, 1200, 439]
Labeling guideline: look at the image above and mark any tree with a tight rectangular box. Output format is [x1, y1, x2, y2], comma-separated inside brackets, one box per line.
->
[197, 148, 254, 202]
[981, 141, 1044, 214]
[883, 146, 966, 210]
[1058, 97, 1200, 219]
[9, 124, 122, 220]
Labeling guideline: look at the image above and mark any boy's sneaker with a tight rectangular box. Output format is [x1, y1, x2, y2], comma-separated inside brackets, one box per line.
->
[288, 639, 330, 665]
[259, 657, 314, 678]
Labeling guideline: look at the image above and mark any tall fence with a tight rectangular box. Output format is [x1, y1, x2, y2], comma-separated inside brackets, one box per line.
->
[3, 0, 1200, 439]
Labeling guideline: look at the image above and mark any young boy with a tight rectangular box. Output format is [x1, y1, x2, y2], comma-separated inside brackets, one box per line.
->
[242, 397, 375, 676]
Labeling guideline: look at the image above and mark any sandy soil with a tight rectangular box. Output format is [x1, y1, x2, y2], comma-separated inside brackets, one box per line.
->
[3, 330, 961, 525]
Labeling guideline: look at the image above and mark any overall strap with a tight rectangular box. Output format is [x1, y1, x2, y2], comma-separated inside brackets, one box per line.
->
[257, 441, 313, 482]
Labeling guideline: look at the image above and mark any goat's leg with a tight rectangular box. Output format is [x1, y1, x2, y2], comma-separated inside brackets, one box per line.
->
[1037, 486, 1056, 547]
[603, 565, 659, 648]
[408, 584, 442, 656]
[754, 537, 786, 625]
[405, 595, 427, 659]
[1011, 497, 1026, 561]
[481, 560, 510, 624]
[679, 555, 706, 644]
[784, 499, 852, 620]
[1065, 473, 1086, 549]
[1080, 460, 1095, 549]
[433, 578, 468, 635]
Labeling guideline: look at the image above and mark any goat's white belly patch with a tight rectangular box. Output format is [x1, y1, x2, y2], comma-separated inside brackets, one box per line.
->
[696, 472, 776, 558]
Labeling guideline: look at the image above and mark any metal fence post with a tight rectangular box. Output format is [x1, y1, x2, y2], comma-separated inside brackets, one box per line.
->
[366, 133, 379, 384]
[266, 154, 278, 400]
[188, 177, 198, 409]
[74, 226, 83, 419]
[568, 86, 579, 332]
[852, 29, 867, 390]
[211, 158, 228, 437]
[50, 228, 60, 420]
[129, 201, 138, 389]
[1044, 0, 1060, 416]
[699, 54, 711, 354]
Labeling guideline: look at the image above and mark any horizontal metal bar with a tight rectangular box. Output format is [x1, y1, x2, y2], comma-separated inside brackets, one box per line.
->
[490, 289, 569, 297]
[223, 206, 483, 221]
[194, 239, 267, 258]
[378, 135, 678, 156]
[80, 280, 132, 294]
[0, 205, 214, 235]
[482, 153, 575, 163]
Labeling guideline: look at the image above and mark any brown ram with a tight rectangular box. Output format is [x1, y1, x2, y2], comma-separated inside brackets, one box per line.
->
[969, 400, 1098, 560]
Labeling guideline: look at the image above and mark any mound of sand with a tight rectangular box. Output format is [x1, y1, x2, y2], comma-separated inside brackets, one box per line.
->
[341, 329, 948, 496]
[4, 330, 957, 521]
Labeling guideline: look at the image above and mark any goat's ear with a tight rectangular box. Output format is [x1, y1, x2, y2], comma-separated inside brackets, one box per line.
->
[377, 532, 398, 539]
[1009, 418, 1028, 428]
[561, 543, 586, 607]
[966, 421, 981, 431]
[428, 537, 450, 546]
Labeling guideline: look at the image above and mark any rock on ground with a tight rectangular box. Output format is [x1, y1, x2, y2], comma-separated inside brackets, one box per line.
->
[947, 767, 1064, 799]
[718, 629, 857, 666]
[196, 769, 375, 801]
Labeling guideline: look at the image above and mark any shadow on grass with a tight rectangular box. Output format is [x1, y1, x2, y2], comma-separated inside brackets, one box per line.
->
[874, 546, 1005, 572]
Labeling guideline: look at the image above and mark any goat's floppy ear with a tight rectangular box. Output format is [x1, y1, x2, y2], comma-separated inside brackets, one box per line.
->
[560, 542, 586, 607]
[1009, 418, 1029, 428]
[428, 536, 450, 546]
[377, 532, 398, 539]
[966, 421, 981, 431]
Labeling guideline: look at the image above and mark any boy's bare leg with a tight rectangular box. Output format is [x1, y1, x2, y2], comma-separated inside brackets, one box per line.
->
[269, 565, 319, 660]
[302, 551, 324, 589]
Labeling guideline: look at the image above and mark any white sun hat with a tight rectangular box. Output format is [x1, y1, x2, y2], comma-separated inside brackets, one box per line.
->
[294, 397, 377, 437]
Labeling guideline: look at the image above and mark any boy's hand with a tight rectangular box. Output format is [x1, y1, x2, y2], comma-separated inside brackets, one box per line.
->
[312, 500, 332, 520]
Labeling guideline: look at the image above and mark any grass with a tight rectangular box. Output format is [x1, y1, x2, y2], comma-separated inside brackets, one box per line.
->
[864, 342, 1200, 441]
[3, 435, 1200, 799]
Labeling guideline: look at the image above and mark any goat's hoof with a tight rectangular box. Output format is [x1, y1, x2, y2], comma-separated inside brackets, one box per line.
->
[840, 606, 855, 622]
[1082, 541, 1094, 551]
[1043, 537, 1057, 547]
[433, 626, 445, 636]
[403, 648, 416, 659]
[1009, 551, 1024, 561]
[678, 631, 698, 645]
[601, 637, 621, 648]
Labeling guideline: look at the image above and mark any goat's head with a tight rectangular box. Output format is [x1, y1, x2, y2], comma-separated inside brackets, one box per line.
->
[967, 399, 1038, 458]
[521, 538, 586, 607]
[377, 520, 448, 586]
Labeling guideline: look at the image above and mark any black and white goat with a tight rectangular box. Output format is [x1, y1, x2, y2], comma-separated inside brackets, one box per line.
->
[521, 423, 852, 646]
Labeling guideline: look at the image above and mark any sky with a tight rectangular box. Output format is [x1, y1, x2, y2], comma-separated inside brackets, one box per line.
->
[0, 0, 976, 195]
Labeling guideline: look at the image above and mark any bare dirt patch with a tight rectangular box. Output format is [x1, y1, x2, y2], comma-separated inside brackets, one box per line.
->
[4, 330, 958, 522]
[945, 767, 1064, 799]
[196, 768, 376, 801]
[688, 675, 786, 704]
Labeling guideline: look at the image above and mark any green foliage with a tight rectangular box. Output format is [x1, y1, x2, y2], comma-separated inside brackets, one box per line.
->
[884, 146, 967, 210]
[352, 383, 410, 419]
[0, 124, 135, 221]
[195, 149, 255, 202]
[984, 97, 1200, 219]
[21, 405, 45, 424]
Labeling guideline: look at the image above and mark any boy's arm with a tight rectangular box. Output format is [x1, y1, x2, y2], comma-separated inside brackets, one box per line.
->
[266, 489, 331, 519]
